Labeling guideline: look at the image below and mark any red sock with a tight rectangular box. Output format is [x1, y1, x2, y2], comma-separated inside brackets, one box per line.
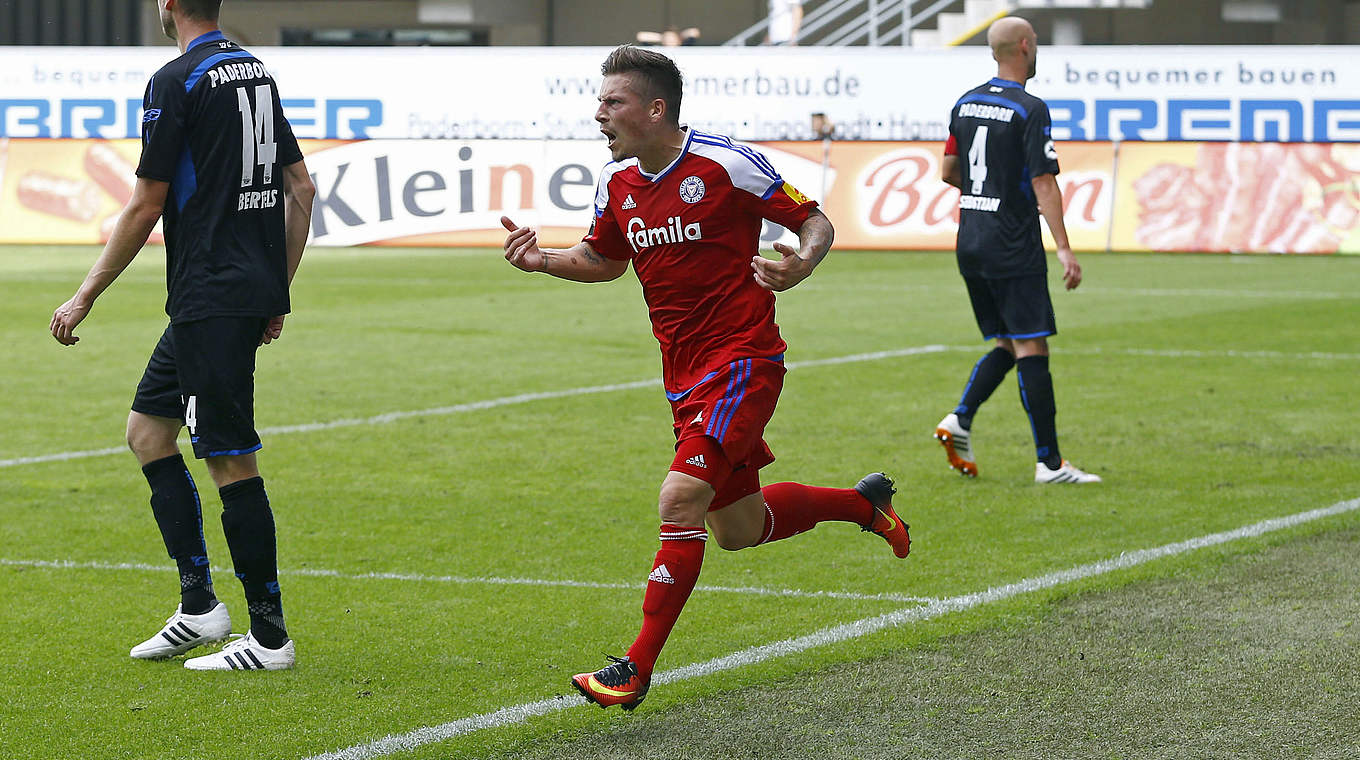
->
[625, 524, 706, 678]
[756, 482, 873, 545]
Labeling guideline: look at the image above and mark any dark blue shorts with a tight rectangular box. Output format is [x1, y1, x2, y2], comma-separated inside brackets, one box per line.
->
[963, 274, 1057, 341]
[132, 317, 268, 459]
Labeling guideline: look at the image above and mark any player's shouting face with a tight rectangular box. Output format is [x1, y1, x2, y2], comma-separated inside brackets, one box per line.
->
[596, 74, 658, 163]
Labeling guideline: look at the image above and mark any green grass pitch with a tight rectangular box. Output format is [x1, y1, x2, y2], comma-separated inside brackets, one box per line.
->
[1, 245, 1356, 759]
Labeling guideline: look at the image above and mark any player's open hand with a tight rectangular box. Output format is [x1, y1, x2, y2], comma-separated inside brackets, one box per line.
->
[260, 315, 285, 345]
[1056, 247, 1082, 290]
[751, 242, 814, 292]
[50, 295, 91, 346]
[501, 216, 547, 273]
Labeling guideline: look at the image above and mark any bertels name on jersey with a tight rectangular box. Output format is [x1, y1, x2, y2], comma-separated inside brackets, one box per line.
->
[238, 189, 280, 211]
[627, 215, 702, 254]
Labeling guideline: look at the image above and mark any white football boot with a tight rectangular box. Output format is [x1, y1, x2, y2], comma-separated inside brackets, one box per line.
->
[934, 413, 978, 477]
[1035, 460, 1102, 484]
[184, 631, 295, 671]
[129, 601, 232, 659]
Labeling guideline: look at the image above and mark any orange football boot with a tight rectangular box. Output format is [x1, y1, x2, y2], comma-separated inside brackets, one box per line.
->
[934, 413, 978, 477]
[856, 472, 910, 558]
[571, 655, 650, 711]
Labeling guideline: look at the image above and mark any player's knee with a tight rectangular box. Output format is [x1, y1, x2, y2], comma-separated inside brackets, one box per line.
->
[126, 414, 177, 461]
[205, 455, 259, 490]
[657, 476, 712, 526]
[1013, 337, 1047, 358]
[656, 496, 706, 526]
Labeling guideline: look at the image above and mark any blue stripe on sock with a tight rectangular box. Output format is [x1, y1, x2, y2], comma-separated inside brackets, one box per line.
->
[955, 353, 988, 417]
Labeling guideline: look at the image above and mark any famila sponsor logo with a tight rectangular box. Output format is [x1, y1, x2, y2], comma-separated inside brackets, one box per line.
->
[627, 216, 703, 253]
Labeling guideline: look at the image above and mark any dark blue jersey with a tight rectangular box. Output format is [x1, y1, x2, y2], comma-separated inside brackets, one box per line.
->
[948, 77, 1060, 279]
[137, 31, 304, 324]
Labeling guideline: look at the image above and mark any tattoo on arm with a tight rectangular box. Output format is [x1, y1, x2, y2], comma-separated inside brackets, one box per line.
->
[580, 243, 606, 266]
[798, 210, 835, 266]
[563, 245, 604, 269]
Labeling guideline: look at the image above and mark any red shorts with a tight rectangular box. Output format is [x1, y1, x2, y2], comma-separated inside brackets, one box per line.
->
[668, 356, 784, 509]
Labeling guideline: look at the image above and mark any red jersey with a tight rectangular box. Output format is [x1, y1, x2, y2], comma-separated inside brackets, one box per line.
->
[584, 128, 817, 397]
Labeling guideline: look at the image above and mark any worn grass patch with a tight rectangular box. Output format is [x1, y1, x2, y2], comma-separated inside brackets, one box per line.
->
[498, 524, 1360, 760]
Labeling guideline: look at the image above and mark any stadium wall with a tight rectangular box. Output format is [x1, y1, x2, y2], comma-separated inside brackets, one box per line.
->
[2, 46, 1356, 142]
[3, 137, 1356, 253]
[2, 45, 1355, 253]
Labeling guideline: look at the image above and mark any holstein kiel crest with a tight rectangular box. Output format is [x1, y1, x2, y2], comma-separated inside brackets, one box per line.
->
[678, 175, 706, 204]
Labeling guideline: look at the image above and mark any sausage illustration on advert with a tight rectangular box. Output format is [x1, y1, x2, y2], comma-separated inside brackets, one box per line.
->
[84, 141, 136, 205]
[17, 172, 103, 222]
[1134, 143, 1360, 254]
[9, 140, 163, 243]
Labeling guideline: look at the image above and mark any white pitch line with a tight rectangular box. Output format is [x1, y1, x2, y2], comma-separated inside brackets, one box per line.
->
[304, 496, 1360, 760]
[1079, 286, 1355, 300]
[0, 345, 951, 468]
[800, 283, 1355, 300]
[1064, 347, 1360, 362]
[0, 557, 931, 605]
[5, 342, 1357, 469]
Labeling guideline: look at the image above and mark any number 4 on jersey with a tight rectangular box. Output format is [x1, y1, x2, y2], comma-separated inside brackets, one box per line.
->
[967, 125, 988, 195]
[185, 395, 198, 435]
[236, 84, 277, 188]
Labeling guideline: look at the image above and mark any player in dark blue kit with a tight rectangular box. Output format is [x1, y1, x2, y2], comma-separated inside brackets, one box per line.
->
[933, 16, 1100, 484]
[50, 0, 316, 669]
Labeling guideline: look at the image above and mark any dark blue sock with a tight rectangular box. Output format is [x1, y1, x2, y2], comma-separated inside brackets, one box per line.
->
[1016, 355, 1062, 469]
[220, 477, 288, 648]
[954, 347, 1015, 429]
[142, 454, 215, 614]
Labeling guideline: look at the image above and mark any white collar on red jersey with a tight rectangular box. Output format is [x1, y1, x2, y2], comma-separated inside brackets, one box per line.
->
[636, 125, 697, 184]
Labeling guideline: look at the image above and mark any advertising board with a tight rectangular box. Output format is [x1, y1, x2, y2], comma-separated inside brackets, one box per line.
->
[3, 137, 1354, 253]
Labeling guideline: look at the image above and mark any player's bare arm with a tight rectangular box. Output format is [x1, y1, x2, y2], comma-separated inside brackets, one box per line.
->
[261, 159, 316, 346]
[500, 216, 628, 283]
[50, 177, 169, 346]
[941, 154, 962, 189]
[751, 208, 834, 292]
[1031, 173, 1081, 290]
[281, 160, 314, 286]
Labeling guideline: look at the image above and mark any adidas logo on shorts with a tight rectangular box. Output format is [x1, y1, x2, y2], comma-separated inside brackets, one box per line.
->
[648, 564, 676, 584]
[685, 454, 707, 469]
[621, 194, 637, 210]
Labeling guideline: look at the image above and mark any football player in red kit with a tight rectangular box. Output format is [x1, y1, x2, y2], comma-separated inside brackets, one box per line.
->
[501, 45, 911, 710]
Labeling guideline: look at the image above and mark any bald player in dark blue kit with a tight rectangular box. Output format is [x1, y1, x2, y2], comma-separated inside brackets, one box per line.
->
[932, 16, 1101, 485]
[50, 0, 316, 669]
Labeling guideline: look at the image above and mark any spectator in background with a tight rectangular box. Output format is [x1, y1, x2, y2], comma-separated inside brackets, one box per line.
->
[766, 0, 804, 46]
[636, 25, 701, 47]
